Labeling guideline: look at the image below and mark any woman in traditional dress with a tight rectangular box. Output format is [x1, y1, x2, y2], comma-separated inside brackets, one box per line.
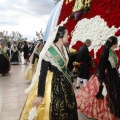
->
[24, 42, 43, 81]
[19, 21, 78, 120]
[76, 36, 120, 120]
[17, 42, 23, 54]
[0, 41, 10, 76]
[10, 45, 22, 64]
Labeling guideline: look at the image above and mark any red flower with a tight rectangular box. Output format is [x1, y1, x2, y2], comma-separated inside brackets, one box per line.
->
[90, 49, 94, 58]
[58, 0, 120, 44]
[72, 41, 84, 51]
[115, 49, 120, 66]
[96, 45, 104, 58]
[115, 29, 120, 36]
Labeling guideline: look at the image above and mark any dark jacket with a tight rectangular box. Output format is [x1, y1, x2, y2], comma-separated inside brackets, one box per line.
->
[23, 44, 29, 55]
[77, 45, 91, 63]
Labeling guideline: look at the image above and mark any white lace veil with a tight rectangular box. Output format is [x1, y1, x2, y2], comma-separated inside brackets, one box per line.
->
[25, 17, 68, 94]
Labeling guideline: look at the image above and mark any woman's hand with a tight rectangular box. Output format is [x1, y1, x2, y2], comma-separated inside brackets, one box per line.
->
[32, 97, 43, 107]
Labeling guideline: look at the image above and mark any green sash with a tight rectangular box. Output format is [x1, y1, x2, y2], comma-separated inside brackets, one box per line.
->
[48, 46, 72, 83]
[35, 48, 40, 56]
[109, 49, 118, 68]
[0, 47, 9, 60]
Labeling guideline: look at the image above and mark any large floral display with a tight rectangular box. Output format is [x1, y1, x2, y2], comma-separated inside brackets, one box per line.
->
[57, 0, 120, 73]
[58, 0, 120, 52]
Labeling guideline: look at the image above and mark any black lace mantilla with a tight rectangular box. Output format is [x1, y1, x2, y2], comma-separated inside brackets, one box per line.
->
[38, 59, 78, 120]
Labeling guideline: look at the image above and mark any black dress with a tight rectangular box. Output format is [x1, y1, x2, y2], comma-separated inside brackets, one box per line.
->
[10, 50, 19, 64]
[0, 48, 10, 75]
[38, 59, 78, 120]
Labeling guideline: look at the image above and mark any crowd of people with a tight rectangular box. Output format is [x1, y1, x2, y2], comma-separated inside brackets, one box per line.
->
[0, 41, 10, 76]
[0, 24, 120, 120]
[0, 40, 43, 76]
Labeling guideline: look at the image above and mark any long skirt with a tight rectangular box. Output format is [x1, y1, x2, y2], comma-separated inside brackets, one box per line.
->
[76, 75, 119, 120]
[0, 54, 10, 75]
[10, 52, 22, 64]
[19, 71, 78, 120]
[24, 59, 38, 81]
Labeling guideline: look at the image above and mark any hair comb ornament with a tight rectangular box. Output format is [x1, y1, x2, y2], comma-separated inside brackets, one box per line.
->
[108, 38, 112, 42]
[57, 31, 64, 38]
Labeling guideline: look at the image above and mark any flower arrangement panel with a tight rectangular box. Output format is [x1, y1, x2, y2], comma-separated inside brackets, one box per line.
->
[58, 0, 120, 47]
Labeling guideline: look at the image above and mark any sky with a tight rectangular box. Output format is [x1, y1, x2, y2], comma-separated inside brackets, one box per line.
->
[0, 0, 55, 40]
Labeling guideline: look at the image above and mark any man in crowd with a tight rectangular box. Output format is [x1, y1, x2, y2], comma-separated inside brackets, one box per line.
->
[76, 39, 92, 89]
[22, 41, 29, 65]
[28, 42, 35, 57]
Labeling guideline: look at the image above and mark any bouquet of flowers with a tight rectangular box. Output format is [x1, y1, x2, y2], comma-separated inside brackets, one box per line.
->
[69, 48, 76, 53]
[72, 61, 80, 77]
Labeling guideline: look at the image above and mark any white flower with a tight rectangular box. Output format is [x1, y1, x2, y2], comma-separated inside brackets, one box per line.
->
[70, 15, 119, 55]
